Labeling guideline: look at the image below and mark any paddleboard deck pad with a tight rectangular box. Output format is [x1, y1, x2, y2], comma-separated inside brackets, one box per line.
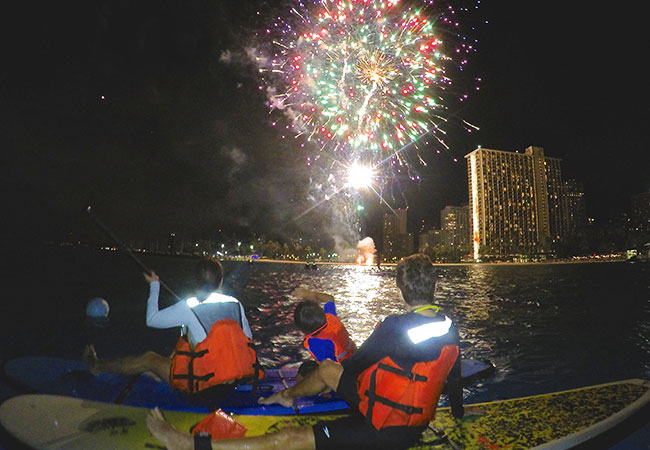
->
[1, 379, 648, 450]
[3, 356, 493, 415]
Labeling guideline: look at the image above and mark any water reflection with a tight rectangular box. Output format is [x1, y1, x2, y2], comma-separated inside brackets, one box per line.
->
[224, 260, 650, 402]
[323, 265, 401, 345]
[14, 246, 650, 406]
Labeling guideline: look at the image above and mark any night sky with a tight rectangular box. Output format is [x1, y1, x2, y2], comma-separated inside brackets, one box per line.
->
[4, 1, 648, 247]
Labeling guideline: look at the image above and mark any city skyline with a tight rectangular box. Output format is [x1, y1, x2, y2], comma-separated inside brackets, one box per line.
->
[5, 1, 648, 247]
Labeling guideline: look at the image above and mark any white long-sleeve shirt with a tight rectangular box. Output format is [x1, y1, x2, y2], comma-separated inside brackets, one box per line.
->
[145, 281, 253, 346]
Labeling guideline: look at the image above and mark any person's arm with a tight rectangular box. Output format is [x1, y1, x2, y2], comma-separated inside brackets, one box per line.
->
[306, 337, 337, 362]
[323, 301, 336, 316]
[144, 277, 163, 326]
[291, 287, 334, 303]
[239, 303, 253, 339]
[144, 275, 188, 329]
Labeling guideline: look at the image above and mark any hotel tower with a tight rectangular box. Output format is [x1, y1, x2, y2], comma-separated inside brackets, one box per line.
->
[465, 146, 565, 260]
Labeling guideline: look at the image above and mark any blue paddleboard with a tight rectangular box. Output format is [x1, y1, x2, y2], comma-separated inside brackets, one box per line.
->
[3, 356, 493, 415]
[2, 357, 347, 414]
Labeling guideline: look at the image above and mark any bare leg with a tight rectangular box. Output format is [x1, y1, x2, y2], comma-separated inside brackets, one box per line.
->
[83, 344, 171, 384]
[259, 359, 343, 407]
[147, 408, 316, 450]
[146, 408, 192, 450]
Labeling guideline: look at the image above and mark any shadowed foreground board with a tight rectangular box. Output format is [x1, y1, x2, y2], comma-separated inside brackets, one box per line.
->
[1, 379, 648, 450]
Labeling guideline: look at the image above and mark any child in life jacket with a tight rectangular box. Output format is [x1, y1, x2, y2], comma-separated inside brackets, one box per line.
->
[292, 287, 356, 363]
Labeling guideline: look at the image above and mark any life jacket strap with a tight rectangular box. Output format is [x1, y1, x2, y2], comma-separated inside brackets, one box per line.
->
[175, 349, 209, 358]
[248, 341, 263, 395]
[173, 372, 215, 382]
[305, 322, 328, 339]
[364, 366, 424, 423]
[365, 390, 424, 415]
[377, 362, 428, 382]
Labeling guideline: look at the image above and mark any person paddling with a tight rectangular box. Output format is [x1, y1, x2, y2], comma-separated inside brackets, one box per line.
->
[84, 258, 259, 400]
[146, 253, 466, 450]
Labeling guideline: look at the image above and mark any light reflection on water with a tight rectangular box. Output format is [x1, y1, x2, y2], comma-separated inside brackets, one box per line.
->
[5, 247, 649, 405]
[238, 264, 403, 367]
[226, 260, 650, 403]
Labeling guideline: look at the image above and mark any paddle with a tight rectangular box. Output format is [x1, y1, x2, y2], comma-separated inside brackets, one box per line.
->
[84, 205, 182, 302]
[85, 205, 184, 404]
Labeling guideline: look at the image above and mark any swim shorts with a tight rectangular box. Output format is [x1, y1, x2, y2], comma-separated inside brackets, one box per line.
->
[312, 415, 425, 450]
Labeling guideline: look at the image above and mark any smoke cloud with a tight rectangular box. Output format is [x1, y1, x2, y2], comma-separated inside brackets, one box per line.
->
[356, 237, 376, 265]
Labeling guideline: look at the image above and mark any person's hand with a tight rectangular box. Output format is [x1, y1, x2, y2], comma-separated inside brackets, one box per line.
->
[143, 271, 159, 284]
[291, 286, 313, 300]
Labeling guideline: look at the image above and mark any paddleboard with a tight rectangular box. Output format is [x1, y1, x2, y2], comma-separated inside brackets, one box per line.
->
[3, 356, 494, 415]
[2, 379, 648, 450]
[1, 357, 346, 415]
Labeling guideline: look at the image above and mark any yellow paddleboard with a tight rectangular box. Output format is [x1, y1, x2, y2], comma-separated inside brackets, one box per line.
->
[1, 379, 648, 449]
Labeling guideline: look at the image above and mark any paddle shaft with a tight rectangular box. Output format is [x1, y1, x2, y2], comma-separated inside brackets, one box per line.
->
[85, 206, 182, 302]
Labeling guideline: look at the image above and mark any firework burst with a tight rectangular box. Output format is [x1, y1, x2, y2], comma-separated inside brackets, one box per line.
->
[257, 0, 479, 181]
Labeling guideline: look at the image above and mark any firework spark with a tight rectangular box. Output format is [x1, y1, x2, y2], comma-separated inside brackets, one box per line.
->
[257, 0, 479, 180]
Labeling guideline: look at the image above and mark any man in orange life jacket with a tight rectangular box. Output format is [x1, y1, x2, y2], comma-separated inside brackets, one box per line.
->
[146, 254, 466, 450]
[84, 258, 258, 398]
[292, 287, 356, 363]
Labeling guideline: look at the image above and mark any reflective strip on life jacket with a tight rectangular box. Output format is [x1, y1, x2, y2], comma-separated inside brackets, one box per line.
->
[186, 293, 240, 308]
[303, 314, 356, 362]
[407, 316, 452, 344]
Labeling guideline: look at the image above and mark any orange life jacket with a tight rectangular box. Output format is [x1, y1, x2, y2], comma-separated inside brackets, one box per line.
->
[357, 345, 459, 430]
[303, 313, 356, 362]
[170, 318, 261, 394]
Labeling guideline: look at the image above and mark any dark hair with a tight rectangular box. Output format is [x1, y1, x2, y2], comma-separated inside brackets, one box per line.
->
[395, 253, 436, 306]
[294, 300, 327, 334]
[195, 258, 224, 291]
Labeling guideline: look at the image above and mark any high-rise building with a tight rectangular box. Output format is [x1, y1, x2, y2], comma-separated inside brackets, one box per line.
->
[465, 146, 566, 260]
[562, 179, 587, 238]
[382, 208, 412, 260]
[418, 228, 443, 253]
[441, 205, 470, 253]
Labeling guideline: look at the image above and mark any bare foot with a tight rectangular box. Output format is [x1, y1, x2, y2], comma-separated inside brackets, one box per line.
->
[258, 389, 295, 408]
[83, 344, 101, 375]
[146, 408, 193, 450]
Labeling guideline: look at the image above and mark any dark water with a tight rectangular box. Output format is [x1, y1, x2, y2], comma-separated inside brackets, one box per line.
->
[2, 246, 649, 404]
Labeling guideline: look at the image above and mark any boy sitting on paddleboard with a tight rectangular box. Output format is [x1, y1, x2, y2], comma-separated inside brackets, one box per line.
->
[291, 287, 357, 363]
[147, 253, 466, 450]
[84, 258, 260, 399]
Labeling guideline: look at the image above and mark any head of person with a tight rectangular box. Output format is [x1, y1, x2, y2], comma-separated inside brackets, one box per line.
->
[396, 253, 437, 307]
[294, 300, 327, 335]
[195, 258, 224, 293]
